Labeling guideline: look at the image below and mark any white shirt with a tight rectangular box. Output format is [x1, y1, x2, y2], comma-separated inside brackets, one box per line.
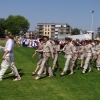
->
[4, 39, 14, 57]
[25, 39, 29, 45]
[32, 39, 38, 47]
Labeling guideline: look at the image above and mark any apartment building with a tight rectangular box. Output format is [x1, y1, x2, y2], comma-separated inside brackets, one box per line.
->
[22, 31, 37, 38]
[37, 23, 72, 38]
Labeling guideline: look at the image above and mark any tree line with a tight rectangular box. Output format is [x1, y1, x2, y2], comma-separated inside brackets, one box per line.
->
[0, 15, 30, 38]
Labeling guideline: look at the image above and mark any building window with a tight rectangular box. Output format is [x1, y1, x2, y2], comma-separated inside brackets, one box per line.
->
[45, 28, 47, 31]
[45, 32, 46, 34]
[48, 32, 49, 34]
[48, 29, 49, 31]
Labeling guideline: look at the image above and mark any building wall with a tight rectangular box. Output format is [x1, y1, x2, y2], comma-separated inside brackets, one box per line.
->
[37, 23, 72, 39]
[58, 34, 92, 40]
[43, 25, 52, 38]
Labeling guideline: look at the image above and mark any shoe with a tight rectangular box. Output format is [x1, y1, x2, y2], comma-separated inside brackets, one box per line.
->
[82, 72, 85, 74]
[52, 68, 54, 71]
[80, 66, 83, 68]
[97, 68, 100, 70]
[48, 75, 54, 78]
[8, 71, 14, 75]
[34, 75, 40, 80]
[82, 69, 86, 74]
[88, 69, 91, 72]
[13, 77, 21, 81]
[43, 72, 46, 75]
[69, 72, 74, 75]
[32, 72, 36, 75]
[60, 72, 64, 76]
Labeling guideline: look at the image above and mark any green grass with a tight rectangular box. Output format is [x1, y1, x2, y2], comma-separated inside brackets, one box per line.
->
[0, 43, 100, 100]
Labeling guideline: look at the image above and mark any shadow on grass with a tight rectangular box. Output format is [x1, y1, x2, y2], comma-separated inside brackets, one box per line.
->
[3, 69, 25, 80]
[39, 74, 57, 80]
[59, 70, 77, 77]
[3, 73, 25, 80]
[5, 69, 23, 74]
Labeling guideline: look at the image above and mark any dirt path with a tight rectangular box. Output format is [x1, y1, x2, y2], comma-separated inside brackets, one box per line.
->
[0, 39, 6, 44]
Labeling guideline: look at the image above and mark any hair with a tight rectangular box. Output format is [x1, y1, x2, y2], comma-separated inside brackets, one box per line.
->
[43, 36, 49, 40]
[39, 38, 44, 42]
[54, 40, 59, 44]
[9, 35, 14, 40]
[65, 37, 72, 42]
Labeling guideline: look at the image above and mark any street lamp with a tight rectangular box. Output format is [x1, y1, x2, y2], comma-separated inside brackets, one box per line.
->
[90, 10, 94, 31]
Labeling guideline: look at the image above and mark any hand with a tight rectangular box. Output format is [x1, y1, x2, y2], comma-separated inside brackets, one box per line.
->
[35, 50, 39, 52]
[32, 55, 34, 58]
[2, 56, 5, 60]
[0, 46, 2, 49]
[56, 49, 59, 52]
[52, 55, 54, 60]
[32, 52, 37, 58]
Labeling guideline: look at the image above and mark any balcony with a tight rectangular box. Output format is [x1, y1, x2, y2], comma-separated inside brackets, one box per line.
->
[55, 32, 58, 34]
[37, 29, 43, 32]
[51, 30, 55, 32]
[38, 32, 43, 35]
[37, 25, 43, 29]
[51, 25, 55, 28]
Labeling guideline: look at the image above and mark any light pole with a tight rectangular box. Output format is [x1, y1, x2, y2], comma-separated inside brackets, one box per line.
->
[90, 10, 94, 31]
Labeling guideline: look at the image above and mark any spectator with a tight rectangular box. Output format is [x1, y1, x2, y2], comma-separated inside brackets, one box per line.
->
[60, 38, 65, 49]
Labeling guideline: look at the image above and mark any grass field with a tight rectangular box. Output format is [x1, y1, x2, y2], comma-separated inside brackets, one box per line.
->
[0, 42, 100, 100]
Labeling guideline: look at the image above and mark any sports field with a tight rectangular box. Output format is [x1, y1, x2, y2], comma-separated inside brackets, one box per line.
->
[0, 42, 100, 100]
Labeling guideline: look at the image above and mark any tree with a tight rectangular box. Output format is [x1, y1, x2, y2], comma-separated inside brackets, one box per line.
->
[71, 28, 80, 35]
[6, 15, 30, 36]
[0, 18, 6, 37]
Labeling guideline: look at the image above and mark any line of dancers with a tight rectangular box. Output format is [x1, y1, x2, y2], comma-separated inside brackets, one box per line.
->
[31, 35, 100, 80]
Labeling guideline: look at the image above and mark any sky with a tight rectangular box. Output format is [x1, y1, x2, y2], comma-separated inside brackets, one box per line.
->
[0, 0, 100, 33]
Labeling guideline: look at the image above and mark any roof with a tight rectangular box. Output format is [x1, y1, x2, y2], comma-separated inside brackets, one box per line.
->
[37, 23, 70, 26]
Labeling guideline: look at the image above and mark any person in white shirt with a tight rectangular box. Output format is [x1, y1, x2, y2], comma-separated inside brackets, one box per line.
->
[28, 38, 33, 48]
[32, 36, 38, 49]
[0, 34, 21, 81]
[24, 37, 29, 47]
[17, 37, 22, 47]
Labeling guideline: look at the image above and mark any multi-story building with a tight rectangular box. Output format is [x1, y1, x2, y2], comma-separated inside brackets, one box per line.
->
[23, 31, 37, 38]
[37, 23, 72, 38]
[97, 27, 100, 37]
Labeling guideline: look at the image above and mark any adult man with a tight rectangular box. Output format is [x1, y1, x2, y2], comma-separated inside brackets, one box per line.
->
[70, 40, 79, 75]
[60, 37, 74, 76]
[81, 38, 93, 74]
[79, 40, 86, 68]
[35, 35, 54, 80]
[52, 40, 61, 71]
[32, 36, 38, 49]
[32, 38, 44, 75]
[95, 38, 100, 70]
[0, 33, 21, 81]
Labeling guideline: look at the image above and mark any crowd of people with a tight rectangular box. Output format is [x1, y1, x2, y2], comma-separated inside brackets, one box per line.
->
[31, 36, 100, 80]
[15, 36, 67, 49]
[15, 36, 40, 48]
[0, 33, 100, 81]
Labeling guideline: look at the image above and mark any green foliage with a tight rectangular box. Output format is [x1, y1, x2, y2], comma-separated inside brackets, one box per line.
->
[71, 28, 80, 35]
[6, 15, 30, 36]
[0, 18, 6, 37]
[0, 42, 100, 100]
